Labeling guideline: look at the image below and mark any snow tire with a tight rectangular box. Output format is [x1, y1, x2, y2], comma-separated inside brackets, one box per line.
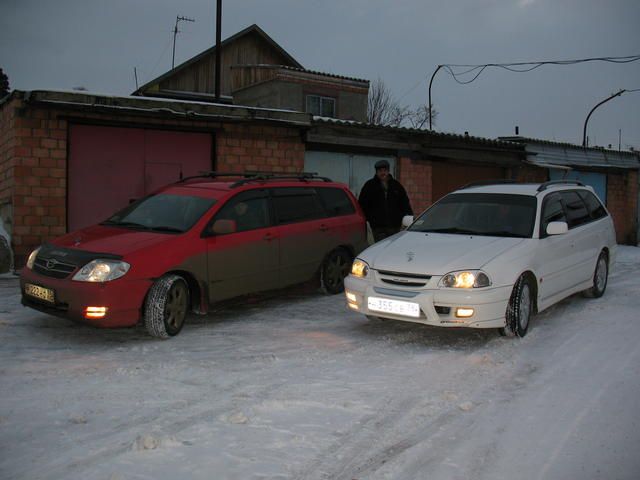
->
[144, 274, 189, 339]
[320, 248, 353, 295]
[500, 275, 532, 338]
[582, 251, 608, 299]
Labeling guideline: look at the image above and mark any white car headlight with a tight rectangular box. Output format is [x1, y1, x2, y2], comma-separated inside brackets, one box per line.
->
[72, 259, 130, 282]
[26, 247, 41, 270]
[351, 259, 370, 278]
[440, 270, 491, 288]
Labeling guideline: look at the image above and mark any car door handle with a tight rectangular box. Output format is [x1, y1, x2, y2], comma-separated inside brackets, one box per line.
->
[319, 224, 329, 232]
[263, 232, 276, 241]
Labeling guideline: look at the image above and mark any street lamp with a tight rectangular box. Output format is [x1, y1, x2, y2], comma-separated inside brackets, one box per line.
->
[582, 89, 625, 147]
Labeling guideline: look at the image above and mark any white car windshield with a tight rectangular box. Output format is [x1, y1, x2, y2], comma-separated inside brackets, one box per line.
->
[408, 193, 537, 238]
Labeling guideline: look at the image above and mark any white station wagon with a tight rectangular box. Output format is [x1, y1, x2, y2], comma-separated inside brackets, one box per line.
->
[344, 180, 617, 337]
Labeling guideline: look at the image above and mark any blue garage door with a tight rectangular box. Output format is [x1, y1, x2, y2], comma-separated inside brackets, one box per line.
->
[550, 170, 607, 204]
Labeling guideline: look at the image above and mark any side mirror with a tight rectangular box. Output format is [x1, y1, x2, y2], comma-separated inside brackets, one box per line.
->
[402, 215, 414, 228]
[211, 219, 237, 235]
[546, 221, 568, 236]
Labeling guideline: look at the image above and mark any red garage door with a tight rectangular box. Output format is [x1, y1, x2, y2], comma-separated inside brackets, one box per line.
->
[68, 125, 213, 231]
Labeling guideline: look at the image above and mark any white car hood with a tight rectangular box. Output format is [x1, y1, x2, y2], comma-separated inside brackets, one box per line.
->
[362, 231, 525, 276]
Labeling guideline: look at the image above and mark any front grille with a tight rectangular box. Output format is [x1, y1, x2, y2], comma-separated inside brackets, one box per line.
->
[377, 270, 432, 288]
[33, 257, 77, 279]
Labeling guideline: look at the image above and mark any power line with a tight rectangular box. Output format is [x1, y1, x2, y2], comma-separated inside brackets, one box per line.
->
[428, 55, 640, 129]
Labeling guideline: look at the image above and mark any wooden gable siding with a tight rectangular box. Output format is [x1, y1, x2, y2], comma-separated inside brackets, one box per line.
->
[159, 32, 296, 95]
[230, 66, 280, 92]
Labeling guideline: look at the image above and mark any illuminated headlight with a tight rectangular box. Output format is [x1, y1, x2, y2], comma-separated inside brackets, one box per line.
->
[351, 259, 370, 278]
[26, 247, 41, 270]
[72, 259, 130, 282]
[440, 270, 491, 288]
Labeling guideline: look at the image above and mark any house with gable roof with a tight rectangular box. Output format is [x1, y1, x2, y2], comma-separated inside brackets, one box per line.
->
[134, 24, 369, 122]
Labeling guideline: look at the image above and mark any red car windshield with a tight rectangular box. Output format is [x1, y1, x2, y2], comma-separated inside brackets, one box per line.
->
[102, 193, 216, 233]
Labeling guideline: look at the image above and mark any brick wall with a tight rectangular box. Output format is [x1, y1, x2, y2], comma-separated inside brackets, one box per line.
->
[1, 97, 69, 267]
[0, 98, 18, 226]
[1, 97, 307, 268]
[514, 165, 548, 183]
[398, 155, 432, 216]
[216, 124, 305, 173]
[607, 171, 638, 245]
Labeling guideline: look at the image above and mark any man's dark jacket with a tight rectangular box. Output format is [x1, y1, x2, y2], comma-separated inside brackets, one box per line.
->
[358, 174, 413, 229]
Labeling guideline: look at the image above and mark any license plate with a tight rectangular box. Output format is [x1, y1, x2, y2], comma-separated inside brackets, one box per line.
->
[368, 297, 420, 318]
[24, 283, 55, 303]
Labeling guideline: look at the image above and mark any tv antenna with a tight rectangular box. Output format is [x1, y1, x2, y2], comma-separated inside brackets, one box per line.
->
[172, 15, 195, 69]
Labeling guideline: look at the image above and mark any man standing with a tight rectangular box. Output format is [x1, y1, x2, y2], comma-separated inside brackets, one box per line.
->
[358, 160, 413, 242]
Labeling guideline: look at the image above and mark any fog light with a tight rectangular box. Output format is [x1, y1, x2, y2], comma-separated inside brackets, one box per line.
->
[347, 303, 359, 311]
[455, 307, 474, 318]
[85, 306, 108, 319]
[346, 292, 357, 304]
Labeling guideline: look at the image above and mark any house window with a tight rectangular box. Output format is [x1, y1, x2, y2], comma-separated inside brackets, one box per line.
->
[306, 95, 336, 117]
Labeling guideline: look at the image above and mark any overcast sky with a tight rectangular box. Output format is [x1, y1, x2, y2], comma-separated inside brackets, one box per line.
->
[2, 0, 639, 149]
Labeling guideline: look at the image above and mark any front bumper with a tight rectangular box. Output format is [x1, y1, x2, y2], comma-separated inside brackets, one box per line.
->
[20, 268, 152, 328]
[344, 274, 511, 329]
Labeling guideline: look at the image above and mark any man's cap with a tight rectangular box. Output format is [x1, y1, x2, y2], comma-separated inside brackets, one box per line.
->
[374, 160, 390, 170]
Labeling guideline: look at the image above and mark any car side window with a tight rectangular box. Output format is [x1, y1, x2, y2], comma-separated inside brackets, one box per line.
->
[316, 187, 356, 216]
[271, 187, 326, 224]
[540, 193, 566, 237]
[578, 190, 607, 220]
[212, 190, 271, 234]
[560, 190, 591, 228]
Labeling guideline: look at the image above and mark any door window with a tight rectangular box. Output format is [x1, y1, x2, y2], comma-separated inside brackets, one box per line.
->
[212, 190, 271, 234]
[271, 188, 325, 224]
[540, 193, 567, 237]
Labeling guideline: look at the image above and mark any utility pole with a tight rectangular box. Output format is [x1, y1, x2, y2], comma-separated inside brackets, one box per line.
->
[172, 15, 195, 70]
[215, 0, 222, 101]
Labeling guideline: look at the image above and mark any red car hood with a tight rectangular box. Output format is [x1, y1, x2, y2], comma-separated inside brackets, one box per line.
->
[51, 224, 177, 257]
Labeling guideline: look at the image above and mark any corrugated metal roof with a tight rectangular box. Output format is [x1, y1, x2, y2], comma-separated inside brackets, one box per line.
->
[314, 116, 521, 148]
[500, 136, 640, 170]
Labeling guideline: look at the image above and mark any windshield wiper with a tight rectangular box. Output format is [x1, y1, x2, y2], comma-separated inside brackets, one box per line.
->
[148, 225, 184, 233]
[101, 221, 184, 233]
[419, 227, 482, 235]
[101, 220, 149, 229]
[478, 230, 527, 238]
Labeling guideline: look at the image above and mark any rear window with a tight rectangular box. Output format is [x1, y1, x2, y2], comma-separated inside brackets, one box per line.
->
[317, 187, 356, 216]
[560, 191, 591, 228]
[578, 190, 607, 220]
[409, 193, 537, 238]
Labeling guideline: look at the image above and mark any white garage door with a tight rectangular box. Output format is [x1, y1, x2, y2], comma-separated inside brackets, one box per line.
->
[304, 151, 396, 198]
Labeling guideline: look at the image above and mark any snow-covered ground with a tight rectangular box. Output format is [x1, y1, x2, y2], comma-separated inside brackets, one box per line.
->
[1, 246, 639, 480]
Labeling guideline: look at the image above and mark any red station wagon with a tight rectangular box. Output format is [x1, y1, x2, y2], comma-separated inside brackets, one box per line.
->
[20, 172, 368, 338]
